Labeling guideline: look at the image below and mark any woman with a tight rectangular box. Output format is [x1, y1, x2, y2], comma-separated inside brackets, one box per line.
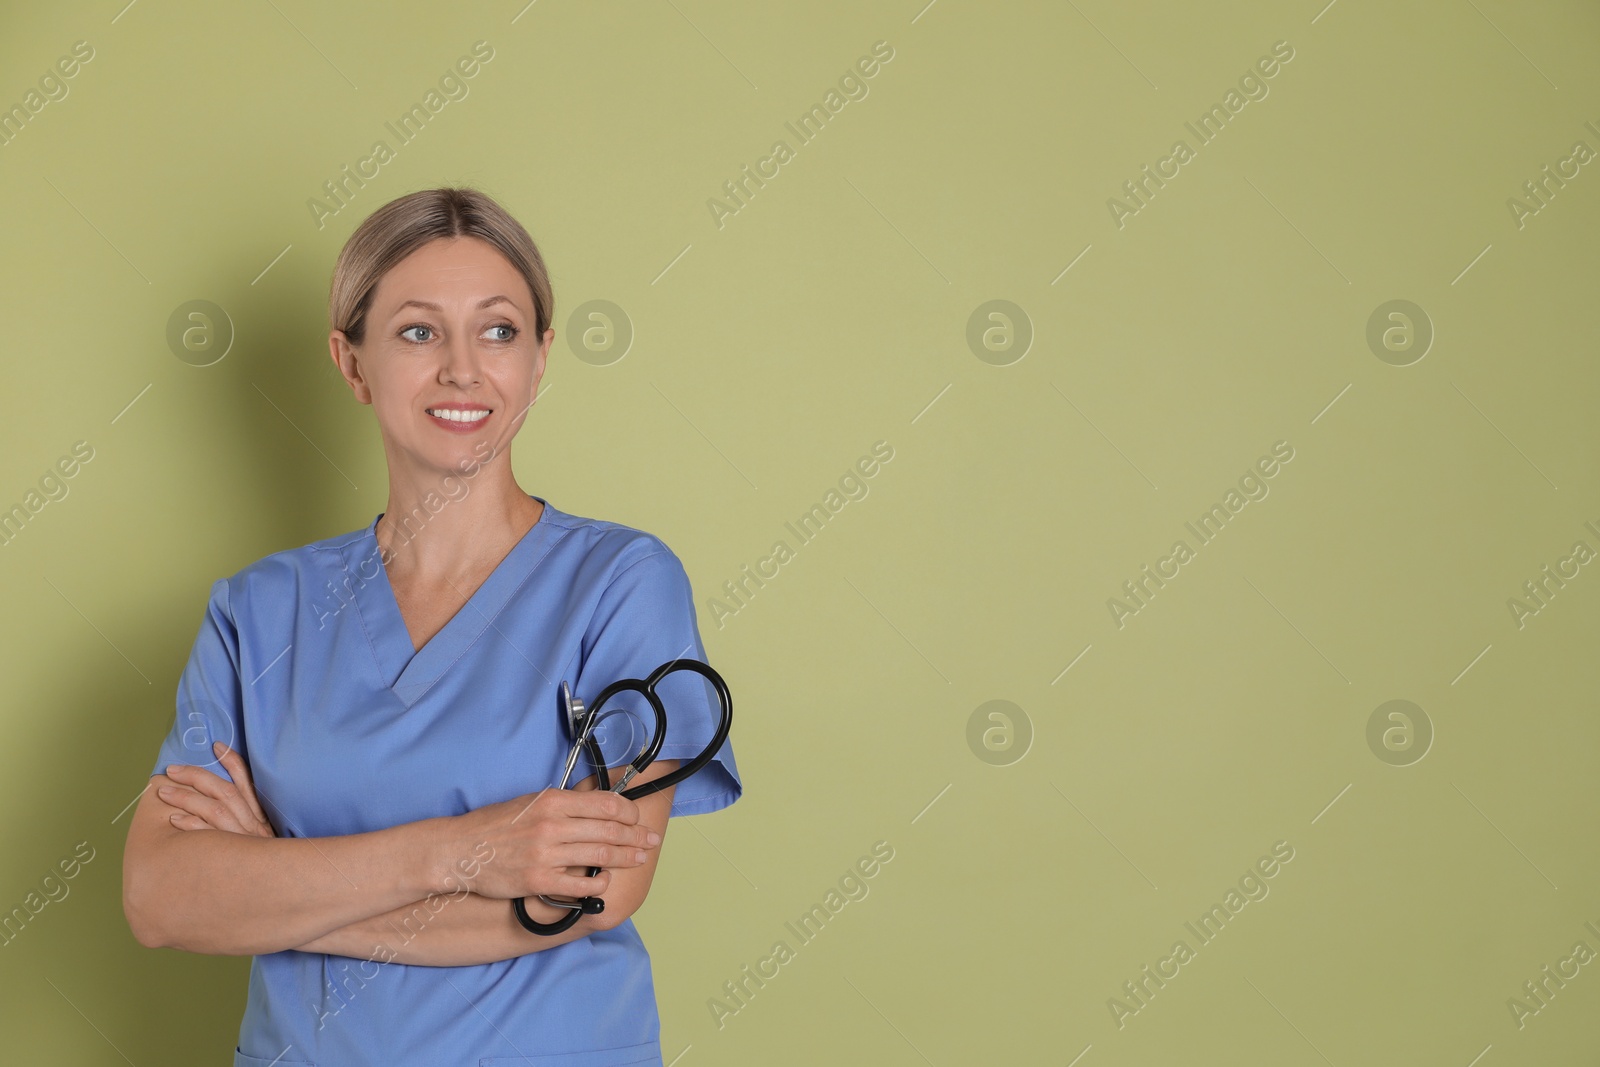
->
[121, 187, 741, 1066]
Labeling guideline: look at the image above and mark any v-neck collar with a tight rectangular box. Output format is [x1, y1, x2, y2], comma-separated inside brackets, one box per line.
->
[340, 494, 559, 708]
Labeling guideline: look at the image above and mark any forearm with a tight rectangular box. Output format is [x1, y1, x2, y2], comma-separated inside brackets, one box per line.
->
[126, 811, 461, 956]
[293, 767, 677, 968]
[296, 891, 604, 967]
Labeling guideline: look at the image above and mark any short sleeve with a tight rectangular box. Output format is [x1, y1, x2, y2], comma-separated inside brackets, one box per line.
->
[149, 578, 248, 785]
[572, 546, 742, 817]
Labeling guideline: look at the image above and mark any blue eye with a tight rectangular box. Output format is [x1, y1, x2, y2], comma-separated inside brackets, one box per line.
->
[487, 323, 520, 342]
[400, 325, 432, 343]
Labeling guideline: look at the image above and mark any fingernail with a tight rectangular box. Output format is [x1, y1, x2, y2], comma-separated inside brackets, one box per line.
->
[213, 741, 227, 754]
[164, 765, 179, 777]
[157, 786, 172, 796]
[634, 851, 648, 864]
[646, 831, 661, 846]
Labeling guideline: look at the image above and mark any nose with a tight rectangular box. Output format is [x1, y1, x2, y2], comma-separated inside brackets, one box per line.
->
[438, 330, 483, 388]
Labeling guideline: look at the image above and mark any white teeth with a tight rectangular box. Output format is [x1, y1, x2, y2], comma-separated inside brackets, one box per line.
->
[428, 409, 490, 423]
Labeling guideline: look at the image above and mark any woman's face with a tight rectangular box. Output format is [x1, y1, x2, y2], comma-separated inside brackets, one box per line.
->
[328, 235, 553, 482]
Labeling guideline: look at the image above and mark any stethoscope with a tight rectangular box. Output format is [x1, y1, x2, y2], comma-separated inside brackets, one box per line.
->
[512, 658, 733, 936]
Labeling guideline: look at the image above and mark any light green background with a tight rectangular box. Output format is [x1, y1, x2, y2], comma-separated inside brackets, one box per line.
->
[2, 0, 1597, 1063]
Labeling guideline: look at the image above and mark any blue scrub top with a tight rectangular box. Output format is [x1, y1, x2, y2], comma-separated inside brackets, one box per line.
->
[148, 496, 742, 1067]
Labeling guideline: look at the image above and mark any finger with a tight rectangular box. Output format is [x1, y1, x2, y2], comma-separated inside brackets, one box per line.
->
[549, 840, 649, 871]
[158, 783, 247, 834]
[169, 811, 213, 831]
[163, 763, 252, 826]
[561, 815, 658, 851]
[164, 761, 261, 836]
[214, 743, 270, 828]
[157, 783, 249, 835]
[549, 867, 612, 899]
[556, 789, 640, 825]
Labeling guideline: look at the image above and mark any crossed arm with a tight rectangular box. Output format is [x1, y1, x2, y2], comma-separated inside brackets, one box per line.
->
[123, 742, 679, 968]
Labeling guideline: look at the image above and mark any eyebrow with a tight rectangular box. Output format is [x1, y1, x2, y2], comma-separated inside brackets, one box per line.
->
[391, 295, 520, 314]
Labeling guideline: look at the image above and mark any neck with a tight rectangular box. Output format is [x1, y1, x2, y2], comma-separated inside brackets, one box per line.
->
[375, 463, 542, 581]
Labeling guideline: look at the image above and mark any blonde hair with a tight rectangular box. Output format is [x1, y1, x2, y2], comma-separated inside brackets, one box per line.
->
[328, 187, 554, 347]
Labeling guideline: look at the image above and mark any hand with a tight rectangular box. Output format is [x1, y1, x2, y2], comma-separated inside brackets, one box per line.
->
[157, 741, 276, 838]
[442, 787, 660, 902]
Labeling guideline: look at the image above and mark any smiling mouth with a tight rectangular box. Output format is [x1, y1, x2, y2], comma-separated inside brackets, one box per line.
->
[426, 408, 491, 424]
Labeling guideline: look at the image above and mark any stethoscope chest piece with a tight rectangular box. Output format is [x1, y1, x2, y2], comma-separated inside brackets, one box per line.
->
[559, 681, 585, 737]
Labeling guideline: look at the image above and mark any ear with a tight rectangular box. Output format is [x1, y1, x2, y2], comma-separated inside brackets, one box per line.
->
[530, 327, 554, 404]
[328, 330, 373, 405]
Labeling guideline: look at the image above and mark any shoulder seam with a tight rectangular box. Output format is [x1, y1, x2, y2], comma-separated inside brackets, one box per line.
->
[310, 528, 370, 552]
[607, 547, 673, 588]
